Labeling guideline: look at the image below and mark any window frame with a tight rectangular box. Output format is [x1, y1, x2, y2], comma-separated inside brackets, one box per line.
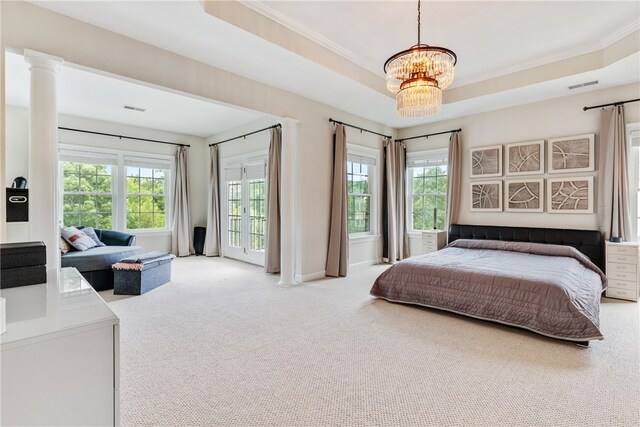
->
[346, 144, 379, 239]
[59, 144, 174, 234]
[406, 148, 449, 234]
[219, 150, 269, 261]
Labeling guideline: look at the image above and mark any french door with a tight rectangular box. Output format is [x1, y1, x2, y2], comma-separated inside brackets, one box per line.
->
[223, 161, 266, 266]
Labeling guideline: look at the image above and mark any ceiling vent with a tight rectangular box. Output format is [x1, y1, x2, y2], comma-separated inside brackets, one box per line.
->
[568, 80, 599, 90]
[123, 105, 146, 112]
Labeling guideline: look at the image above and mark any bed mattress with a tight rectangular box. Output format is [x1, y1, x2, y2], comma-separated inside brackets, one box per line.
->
[370, 239, 607, 341]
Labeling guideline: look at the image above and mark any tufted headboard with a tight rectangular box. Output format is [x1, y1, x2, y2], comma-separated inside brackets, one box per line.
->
[448, 224, 604, 270]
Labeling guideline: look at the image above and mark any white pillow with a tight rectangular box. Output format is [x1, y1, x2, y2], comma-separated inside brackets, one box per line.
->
[61, 227, 98, 251]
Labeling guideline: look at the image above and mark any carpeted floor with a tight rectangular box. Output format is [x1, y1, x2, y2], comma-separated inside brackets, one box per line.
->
[102, 256, 640, 426]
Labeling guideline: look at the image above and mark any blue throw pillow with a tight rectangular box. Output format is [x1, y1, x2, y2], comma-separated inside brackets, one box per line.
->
[82, 227, 106, 247]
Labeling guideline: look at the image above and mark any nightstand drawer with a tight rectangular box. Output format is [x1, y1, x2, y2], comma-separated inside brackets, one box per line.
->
[607, 269, 637, 282]
[422, 244, 438, 253]
[606, 287, 637, 301]
[422, 233, 438, 243]
[607, 262, 637, 274]
[608, 279, 637, 291]
[607, 244, 638, 256]
[607, 253, 638, 265]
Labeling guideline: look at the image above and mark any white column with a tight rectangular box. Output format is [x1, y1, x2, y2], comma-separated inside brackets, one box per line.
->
[25, 50, 63, 275]
[278, 118, 298, 286]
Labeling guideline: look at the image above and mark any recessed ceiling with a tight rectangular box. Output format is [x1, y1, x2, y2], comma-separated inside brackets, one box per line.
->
[4, 50, 266, 138]
[25, 1, 640, 128]
[246, 1, 639, 86]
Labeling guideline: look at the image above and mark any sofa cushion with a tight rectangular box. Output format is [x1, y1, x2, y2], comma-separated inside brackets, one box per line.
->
[61, 227, 97, 251]
[61, 245, 144, 272]
[82, 227, 106, 247]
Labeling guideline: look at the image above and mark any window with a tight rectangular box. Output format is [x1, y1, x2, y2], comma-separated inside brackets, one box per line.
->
[248, 178, 266, 251]
[346, 147, 377, 236]
[407, 149, 448, 231]
[126, 167, 167, 230]
[222, 160, 266, 266]
[227, 179, 242, 248]
[62, 162, 113, 229]
[60, 147, 172, 232]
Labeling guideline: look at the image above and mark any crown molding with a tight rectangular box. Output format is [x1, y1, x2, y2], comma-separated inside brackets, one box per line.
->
[601, 19, 640, 48]
[243, 2, 639, 89]
[241, 0, 383, 77]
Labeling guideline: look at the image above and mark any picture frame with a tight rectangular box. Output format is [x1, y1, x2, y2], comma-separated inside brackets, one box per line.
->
[505, 140, 544, 176]
[547, 176, 594, 214]
[470, 181, 503, 212]
[548, 134, 594, 174]
[471, 145, 502, 178]
[504, 179, 544, 212]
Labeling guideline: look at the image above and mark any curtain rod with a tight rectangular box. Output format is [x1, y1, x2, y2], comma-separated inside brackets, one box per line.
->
[396, 128, 462, 143]
[583, 98, 640, 111]
[58, 126, 190, 147]
[209, 124, 281, 147]
[329, 118, 392, 139]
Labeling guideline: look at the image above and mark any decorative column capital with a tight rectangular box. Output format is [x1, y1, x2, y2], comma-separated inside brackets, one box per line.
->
[24, 49, 63, 72]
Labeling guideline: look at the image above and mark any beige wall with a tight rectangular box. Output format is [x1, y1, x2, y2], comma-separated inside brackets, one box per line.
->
[4, 105, 208, 251]
[3, 1, 638, 277]
[400, 83, 640, 240]
[1, 1, 395, 279]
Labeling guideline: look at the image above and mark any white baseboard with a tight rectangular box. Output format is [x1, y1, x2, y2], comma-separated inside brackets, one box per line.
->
[294, 270, 326, 283]
[348, 258, 384, 272]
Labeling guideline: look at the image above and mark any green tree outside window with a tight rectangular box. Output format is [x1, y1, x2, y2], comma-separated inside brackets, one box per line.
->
[411, 165, 447, 230]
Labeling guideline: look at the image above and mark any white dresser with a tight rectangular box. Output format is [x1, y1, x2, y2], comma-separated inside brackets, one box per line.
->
[422, 230, 447, 254]
[605, 242, 639, 302]
[1, 268, 120, 426]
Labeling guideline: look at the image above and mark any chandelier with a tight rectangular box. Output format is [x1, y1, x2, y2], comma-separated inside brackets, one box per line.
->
[384, 0, 457, 118]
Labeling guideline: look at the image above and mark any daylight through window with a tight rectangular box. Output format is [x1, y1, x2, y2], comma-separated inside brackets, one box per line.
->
[407, 150, 448, 231]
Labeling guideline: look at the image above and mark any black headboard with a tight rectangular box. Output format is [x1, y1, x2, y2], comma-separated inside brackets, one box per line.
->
[448, 224, 604, 270]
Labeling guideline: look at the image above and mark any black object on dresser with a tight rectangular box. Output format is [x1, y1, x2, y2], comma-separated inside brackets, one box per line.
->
[0, 241, 47, 288]
[6, 188, 29, 222]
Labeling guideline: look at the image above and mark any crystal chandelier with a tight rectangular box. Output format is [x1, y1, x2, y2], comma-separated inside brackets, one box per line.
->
[384, 0, 457, 118]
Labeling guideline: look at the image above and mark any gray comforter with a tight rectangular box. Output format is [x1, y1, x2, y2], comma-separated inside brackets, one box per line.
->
[370, 239, 607, 341]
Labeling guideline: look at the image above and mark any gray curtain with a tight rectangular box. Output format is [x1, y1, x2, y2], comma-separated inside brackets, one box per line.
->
[384, 139, 409, 262]
[171, 146, 194, 257]
[446, 131, 462, 233]
[204, 145, 220, 256]
[265, 128, 281, 273]
[598, 105, 632, 241]
[326, 124, 348, 277]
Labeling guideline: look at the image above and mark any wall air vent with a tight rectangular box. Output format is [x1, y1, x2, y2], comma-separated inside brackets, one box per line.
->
[568, 80, 599, 90]
[123, 105, 146, 112]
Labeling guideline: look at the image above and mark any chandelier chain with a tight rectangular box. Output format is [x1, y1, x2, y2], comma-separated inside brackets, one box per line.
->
[417, 0, 421, 45]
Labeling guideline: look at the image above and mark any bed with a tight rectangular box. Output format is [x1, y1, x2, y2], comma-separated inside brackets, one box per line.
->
[370, 224, 607, 343]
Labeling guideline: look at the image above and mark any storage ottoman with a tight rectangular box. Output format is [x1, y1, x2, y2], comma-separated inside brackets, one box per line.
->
[112, 252, 173, 295]
[0, 241, 47, 289]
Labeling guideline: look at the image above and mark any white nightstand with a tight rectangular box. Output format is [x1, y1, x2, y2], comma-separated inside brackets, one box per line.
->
[605, 241, 639, 302]
[422, 230, 447, 254]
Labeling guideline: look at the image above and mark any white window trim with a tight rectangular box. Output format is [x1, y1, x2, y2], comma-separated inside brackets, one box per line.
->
[346, 144, 379, 240]
[406, 148, 448, 235]
[59, 143, 175, 233]
[219, 149, 269, 259]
